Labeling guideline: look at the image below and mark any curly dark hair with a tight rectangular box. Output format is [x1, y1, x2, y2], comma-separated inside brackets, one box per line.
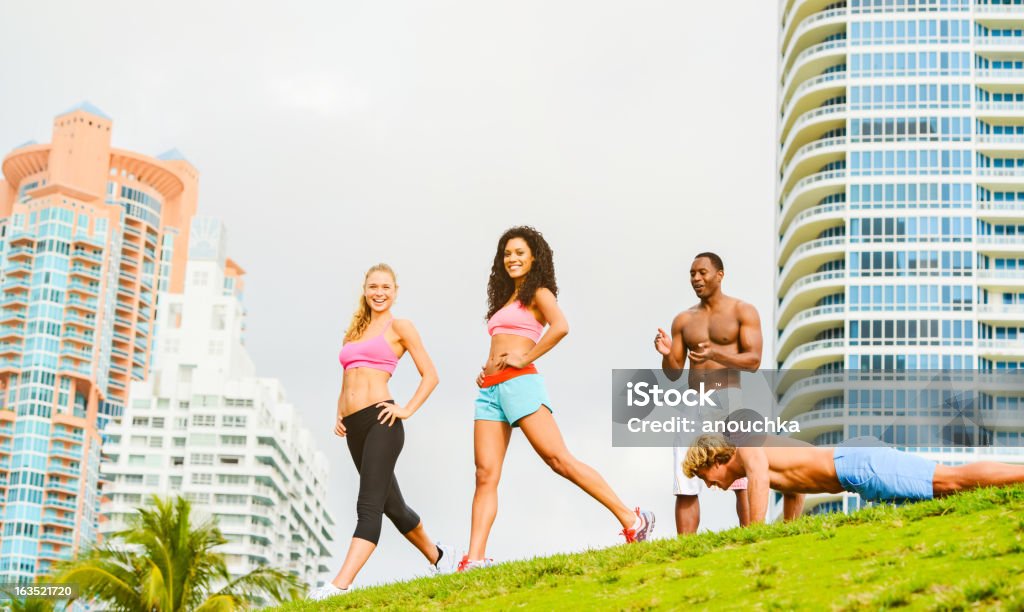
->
[486, 226, 558, 319]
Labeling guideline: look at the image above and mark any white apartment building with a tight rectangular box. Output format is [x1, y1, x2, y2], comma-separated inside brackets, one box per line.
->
[775, 0, 1024, 516]
[99, 218, 335, 585]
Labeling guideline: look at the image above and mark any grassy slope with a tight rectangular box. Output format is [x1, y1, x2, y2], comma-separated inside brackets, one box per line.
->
[278, 486, 1024, 611]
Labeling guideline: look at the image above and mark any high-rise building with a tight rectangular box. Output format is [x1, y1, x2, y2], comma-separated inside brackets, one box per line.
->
[0, 104, 197, 580]
[99, 218, 335, 586]
[776, 0, 1024, 515]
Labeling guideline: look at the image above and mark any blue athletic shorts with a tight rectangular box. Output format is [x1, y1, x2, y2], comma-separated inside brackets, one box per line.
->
[833, 440, 936, 502]
[474, 374, 551, 427]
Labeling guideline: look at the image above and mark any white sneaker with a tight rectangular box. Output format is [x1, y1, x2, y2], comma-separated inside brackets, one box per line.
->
[307, 583, 347, 601]
[620, 507, 656, 543]
[429, 542, 458, 576]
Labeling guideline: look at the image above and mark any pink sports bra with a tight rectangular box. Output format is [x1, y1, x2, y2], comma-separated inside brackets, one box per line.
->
[487, 302, 544, 342]
[339, 318, 399, 374]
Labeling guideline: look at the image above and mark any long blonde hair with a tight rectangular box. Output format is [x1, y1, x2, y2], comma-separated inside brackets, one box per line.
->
[344, 263, 397, 342]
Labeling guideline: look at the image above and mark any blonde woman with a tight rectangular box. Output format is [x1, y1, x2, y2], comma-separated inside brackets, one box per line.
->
[309, 264, 455, 601]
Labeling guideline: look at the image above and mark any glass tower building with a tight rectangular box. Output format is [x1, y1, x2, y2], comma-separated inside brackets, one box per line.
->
[0, 104, 198, 580]
[776, 0, 1024, 515]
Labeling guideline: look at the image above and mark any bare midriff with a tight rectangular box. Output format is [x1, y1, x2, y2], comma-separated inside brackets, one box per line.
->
[340, 368, 393, 417]
[483, 334, 538, 376]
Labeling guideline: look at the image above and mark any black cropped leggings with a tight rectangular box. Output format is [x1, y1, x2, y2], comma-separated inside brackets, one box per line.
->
[344, 401, 421, 544]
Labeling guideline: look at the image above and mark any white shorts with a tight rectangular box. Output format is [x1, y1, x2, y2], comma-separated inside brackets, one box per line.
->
[672, 386, 748, 495]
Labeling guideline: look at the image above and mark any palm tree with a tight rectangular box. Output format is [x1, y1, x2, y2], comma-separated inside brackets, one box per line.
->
[0, 591, 54, 612]
[52, 495, 303, 611]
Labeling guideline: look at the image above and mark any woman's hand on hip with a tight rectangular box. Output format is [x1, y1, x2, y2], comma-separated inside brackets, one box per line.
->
[502, 352, 531, 369]
[378, 402, 413, 426]
[334, 415, 347, 437]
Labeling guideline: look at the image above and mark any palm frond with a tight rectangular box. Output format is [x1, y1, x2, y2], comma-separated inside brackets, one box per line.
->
[216, 565, 305, 605]
[0, 589, 56, 612]
[192, 593, 244, 612]
[51, 564, 145, 611]
[44, 495, 301, 612]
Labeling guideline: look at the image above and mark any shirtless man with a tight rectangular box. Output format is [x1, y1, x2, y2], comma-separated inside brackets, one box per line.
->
[683, 433, 1024, 524]
[654, 252, 766, 534]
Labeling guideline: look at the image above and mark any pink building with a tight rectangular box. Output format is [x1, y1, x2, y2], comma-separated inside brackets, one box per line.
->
[0, 103, 198, 580]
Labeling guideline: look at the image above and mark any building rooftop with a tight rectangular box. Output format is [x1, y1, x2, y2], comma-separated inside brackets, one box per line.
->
[157, 148, 189, 162]
[56, 101, 111, 121]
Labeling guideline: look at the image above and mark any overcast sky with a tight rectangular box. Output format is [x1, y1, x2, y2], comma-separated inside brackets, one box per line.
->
[0, 1, 778, 587]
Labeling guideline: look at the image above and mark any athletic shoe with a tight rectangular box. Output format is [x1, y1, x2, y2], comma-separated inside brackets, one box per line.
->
[307, 583, 347, 601]
[429, 542, 458, 576]
[456, 554, 494, 572]
[620, 507, 656, 543]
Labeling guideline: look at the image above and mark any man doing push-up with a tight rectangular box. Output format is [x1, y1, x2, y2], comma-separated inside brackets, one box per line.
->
[683, 434, 1024, 523]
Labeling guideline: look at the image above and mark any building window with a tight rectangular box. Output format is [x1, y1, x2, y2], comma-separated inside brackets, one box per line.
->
[163, 338, 180, 354]
[178, 365, 195, 384]
[212, 305, 226, 330]
[218, 474, 249, 485]
[223, 415, 247, 428]
[168, 303, 183, 329]
[189, 453, 213, 466]
[192, 415, 215, 427]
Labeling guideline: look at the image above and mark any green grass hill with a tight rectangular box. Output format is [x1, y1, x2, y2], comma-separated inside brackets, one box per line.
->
[278, 486, 1024, 610]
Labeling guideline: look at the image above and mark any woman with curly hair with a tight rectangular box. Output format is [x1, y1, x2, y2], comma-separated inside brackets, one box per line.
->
[309, 263, 456, 601]
[458, 227, 655, 571]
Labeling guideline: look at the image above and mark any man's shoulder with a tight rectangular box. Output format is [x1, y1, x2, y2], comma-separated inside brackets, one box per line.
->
[736, 444, 768, 465]
[673, 304, 702, 324]
[722, 295, 759, 316]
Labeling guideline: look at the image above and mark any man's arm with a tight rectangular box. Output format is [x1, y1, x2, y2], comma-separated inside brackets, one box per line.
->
[782, 493, 805, 521]
[737, 447, 769, 524]
[661, 312, 689, 381]
[692, 302, 763, 372]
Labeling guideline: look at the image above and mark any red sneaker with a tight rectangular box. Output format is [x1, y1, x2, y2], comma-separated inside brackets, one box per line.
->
[457, 554, 494, 572]
[620, 507, 655, 543]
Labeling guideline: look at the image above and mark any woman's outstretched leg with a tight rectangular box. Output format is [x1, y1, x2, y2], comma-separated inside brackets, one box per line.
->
[517, 406, 637, 530]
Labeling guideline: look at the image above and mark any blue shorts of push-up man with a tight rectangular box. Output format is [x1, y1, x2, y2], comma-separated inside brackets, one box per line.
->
[833, 438, 937, 502]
